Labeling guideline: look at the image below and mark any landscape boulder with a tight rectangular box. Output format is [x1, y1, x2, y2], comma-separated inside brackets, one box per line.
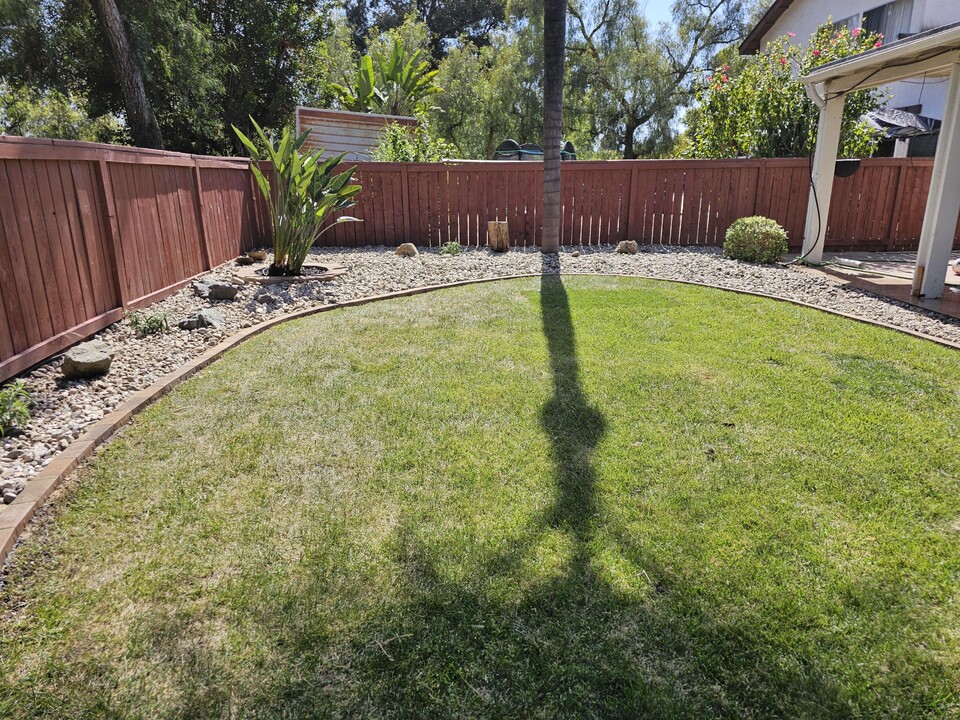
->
[62, 340, 114, 379]
[178, 308, 225, 330]
[615, 240, 638, 254]
[192, 280, 212, 298]
[207, 282, 240, 301]
[396, 243, 419, 257]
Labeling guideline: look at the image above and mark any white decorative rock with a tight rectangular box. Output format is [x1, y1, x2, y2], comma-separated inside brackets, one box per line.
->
[178, 309, 225, 330]
[952, 259, 960, 276]
[615, 240, 638, 254]
[62, 340, 114, 379]
[396, 243, 419, 257]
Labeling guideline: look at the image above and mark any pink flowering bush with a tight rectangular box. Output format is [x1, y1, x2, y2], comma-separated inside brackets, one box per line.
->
[686, 22, 885, 158]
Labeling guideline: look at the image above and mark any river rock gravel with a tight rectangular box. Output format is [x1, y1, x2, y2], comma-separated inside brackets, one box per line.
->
[2, 244, 959, 505]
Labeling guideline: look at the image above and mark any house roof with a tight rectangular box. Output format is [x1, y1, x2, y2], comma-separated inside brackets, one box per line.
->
[739, 0, 796, 55]
[800, 22, 960, 91]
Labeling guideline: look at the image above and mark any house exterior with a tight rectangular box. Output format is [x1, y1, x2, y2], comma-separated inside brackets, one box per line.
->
[741, 0, 959, 154]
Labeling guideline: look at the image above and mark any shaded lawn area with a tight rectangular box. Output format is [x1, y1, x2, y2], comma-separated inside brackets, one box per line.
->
[2, 274, 960, 719]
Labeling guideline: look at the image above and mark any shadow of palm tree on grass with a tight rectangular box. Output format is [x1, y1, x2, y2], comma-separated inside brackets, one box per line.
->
[237, 271, 868, 719]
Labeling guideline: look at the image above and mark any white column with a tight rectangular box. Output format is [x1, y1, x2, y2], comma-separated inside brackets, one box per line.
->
[800, 93, 845, 264]
[913, 63, 960, 299]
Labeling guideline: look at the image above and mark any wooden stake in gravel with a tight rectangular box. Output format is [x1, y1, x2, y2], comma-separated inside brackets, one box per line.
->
[488, 221, 509, 252]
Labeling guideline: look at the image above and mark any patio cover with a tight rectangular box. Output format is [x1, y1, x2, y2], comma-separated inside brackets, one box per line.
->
[800, 23, 960, 299]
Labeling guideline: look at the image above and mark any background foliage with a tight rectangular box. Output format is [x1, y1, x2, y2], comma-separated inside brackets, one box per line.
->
[0, 0, 888, 159]
[685, 24, 885, 159]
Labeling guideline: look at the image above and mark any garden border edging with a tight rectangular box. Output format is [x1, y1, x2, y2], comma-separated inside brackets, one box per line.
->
[3, 270, 959, 564]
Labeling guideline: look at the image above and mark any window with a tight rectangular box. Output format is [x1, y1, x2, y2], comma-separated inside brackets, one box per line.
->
[833, 0, 913, 41]
[863, 0, 913, 40]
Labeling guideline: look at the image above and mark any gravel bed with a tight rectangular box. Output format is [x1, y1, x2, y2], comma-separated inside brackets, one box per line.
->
[2, 244, 959, 505]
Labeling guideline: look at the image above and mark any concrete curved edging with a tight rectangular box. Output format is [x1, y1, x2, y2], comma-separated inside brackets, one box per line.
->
[3, 270, 959, 563]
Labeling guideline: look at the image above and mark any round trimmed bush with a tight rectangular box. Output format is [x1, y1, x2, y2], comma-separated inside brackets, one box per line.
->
[723, 216, 789, 264]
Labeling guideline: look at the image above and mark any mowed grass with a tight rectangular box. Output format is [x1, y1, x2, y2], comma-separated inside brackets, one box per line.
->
[2, 275, 960, 719]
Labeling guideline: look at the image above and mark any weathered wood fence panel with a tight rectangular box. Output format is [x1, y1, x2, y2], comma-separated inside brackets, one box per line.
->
[2, 135, 960, 383]
[324, 158, 957, 251]
[0, 137, 267, 382]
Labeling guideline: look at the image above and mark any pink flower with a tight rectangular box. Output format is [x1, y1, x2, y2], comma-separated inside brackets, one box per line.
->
[779, 57, 787, 65]
[722, 64, 729, 71]
[788, 32, 796, 38]
[878, 33, 884, 38]
[706, 75, 713, 81]
[874, 40, 883, 48]
[813, 49, 821, 56]
[852, 27, 860, 37]
[721, 74, 728, 82]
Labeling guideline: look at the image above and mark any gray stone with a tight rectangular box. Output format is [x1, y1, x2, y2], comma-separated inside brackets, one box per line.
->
[192, 280, 212, 298]
[31, 443, 49, 460]
[207, 282, 240, 301]
[396, 243, 419, 257]
[6, 449, 25, 460]
[615, 240, 638, 254]
[571, 250, 581, 257]
[177, 309, 225, 330]
[2, 491, 16, 504]
[62, 340, 114, 379]
[255, 291, 279, 304]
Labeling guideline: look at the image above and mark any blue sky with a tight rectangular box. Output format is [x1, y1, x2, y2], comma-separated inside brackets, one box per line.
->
[641, 0, 677, 28]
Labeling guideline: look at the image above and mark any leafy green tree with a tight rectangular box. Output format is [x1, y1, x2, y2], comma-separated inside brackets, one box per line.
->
[0, 0, 333, 153]
[0, 84, 126, 143]
[431, 33, 542, 158]
[686, 24, 885, 158]
[566, 0, 747, 159]
[343, 0, 506, 58]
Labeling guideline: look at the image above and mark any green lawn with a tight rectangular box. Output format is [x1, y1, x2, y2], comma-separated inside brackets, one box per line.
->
[2, 275, 960, 719]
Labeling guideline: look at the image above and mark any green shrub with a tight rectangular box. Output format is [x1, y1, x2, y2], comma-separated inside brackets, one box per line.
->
[372, 113, 454, 162]
[724, 216, 788, 264]
[0, 380, 31, 435]
[127, 309, 170, 336]
[439, 241, 461, 256]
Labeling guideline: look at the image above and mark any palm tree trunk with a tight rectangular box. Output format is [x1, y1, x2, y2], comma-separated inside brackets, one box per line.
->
[91, 0, 164, 149]
[541, 0, 565, 253]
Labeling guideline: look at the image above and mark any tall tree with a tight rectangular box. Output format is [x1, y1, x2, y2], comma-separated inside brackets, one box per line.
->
[90, 0, 163, 148]
[567, 0, 746, 158]
[344, 0, 506, 59]
[541, 0, 564, 252]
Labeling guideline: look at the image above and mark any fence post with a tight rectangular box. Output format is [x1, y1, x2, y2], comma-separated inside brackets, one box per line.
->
[753, 159, 767, 216]
[191, 160, 214, 269]
[886, 162, 908, 250]
[626, 162, 640, 241]
[95, 154, 129, 310]
[400, 164, 412, 245]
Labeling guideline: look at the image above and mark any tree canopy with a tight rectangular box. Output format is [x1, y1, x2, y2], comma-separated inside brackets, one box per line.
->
[3, 0, 866, 160]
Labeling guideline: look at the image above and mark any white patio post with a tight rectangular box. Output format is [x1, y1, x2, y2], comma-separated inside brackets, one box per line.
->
[800, 91, 845, 264]
[912, 63, 960, 299]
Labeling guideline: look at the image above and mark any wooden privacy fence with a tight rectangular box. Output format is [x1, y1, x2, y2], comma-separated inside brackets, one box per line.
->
[0, 136, 268, 382]
[324, 157, 959, 252]
[1, 135, 958, 384]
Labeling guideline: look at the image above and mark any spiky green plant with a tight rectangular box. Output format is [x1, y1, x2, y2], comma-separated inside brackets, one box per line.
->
[234, 119, 362, 276]
[330, 55, 383, 113]
[127, 309, 170, 337]
[0, 380, 31, 436]
[376, 40, 443, 116]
